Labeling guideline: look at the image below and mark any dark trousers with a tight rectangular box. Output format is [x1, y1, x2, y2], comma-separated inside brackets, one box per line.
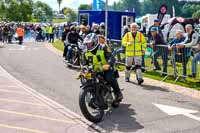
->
[46, 33, 49, 40]
[63, 44, 69, 59]
[18, 36, 23, 45]
[104, 69, 121, 95]
[49, 34, 54, 43]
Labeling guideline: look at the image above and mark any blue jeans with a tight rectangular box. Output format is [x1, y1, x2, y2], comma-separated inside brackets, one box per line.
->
[152, 47, 168, 73]
[67, 46, 73, 62]
[192, 52, 200, 74]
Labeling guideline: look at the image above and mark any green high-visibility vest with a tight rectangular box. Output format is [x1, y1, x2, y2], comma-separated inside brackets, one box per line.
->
[85, 50, 107, 72]
[48, 27, 53, 34]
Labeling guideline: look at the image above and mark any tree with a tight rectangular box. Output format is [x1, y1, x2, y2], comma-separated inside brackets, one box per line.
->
[193, 10, 200, 18]
[5, 0, 33, 21]
[57, 0, 62, 13]
[61, 7, 77, 21]
[182, 3, 200, 18]
[78, 4, 92, 10]
[33, 1, 53, 22]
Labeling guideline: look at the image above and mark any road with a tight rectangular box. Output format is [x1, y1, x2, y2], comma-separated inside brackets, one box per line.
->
[0, 42, 200, 133]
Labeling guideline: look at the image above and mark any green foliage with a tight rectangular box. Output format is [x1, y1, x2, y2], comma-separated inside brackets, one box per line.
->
[33, 1, 53, 22]
[52, 18, 68, 24]
[4, 0, 33, 22]
[0, 0, 53, 22]
[111, 0, 199, 18]
[78, 4, 92, 10]
[61, 7, 77, 22]
[192, 10, 200, 18]
[53, 40, 64, 51]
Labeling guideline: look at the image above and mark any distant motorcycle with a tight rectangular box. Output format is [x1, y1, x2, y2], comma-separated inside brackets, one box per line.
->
[77, 66, 120, 123]
[65, 42, 85, 68]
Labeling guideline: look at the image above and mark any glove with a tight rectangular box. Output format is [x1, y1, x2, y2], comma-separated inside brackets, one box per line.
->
[127, 42, 132, 45]
[103, 64, 110, 71]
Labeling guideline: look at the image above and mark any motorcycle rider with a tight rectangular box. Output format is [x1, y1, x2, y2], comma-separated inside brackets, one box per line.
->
[83, 33, 123, 101]
[65, 26, 83, 63]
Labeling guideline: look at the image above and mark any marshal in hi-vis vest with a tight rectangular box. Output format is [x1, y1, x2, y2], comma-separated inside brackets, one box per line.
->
[122, 31, 147, 56]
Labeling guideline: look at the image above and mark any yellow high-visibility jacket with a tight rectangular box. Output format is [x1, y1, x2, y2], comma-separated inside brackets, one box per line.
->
[122, 31, 147, 56]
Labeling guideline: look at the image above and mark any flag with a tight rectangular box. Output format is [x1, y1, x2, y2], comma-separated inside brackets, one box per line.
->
[157, 5, 168, 23]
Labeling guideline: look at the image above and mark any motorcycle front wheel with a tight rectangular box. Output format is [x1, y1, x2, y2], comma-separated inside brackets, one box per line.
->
[79, 87, 104, 123]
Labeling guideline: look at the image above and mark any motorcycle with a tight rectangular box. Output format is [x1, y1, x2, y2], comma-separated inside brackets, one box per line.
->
[65, 42, 86, 68]
[77, 66, 120, 123]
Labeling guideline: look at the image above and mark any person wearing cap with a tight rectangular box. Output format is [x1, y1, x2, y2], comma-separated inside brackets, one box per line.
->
[176, 24, 200, 78]
[169, 30, 190, 80]
[147, 19, 163, 42]
[150, 26, 168, 76]
[122, 23, 147, 84]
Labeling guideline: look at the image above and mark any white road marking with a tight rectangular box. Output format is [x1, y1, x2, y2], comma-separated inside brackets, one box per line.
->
[153, 103, 200, 122]
[8, 45, 39, 51]
[0, 98, 47, 107]
[0, 89, 29, 95]
[0, 123, 48, 133]
[0, 109, 75, 123]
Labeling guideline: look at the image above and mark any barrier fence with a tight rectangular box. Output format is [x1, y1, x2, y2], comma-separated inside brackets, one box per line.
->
[111, 41, 200, 82]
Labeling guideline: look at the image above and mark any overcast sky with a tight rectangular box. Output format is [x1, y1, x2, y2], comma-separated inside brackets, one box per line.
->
[34, 0, 120, 11]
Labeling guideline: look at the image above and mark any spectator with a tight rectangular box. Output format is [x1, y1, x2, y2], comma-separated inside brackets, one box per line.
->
[48, 24, 54, 43]
[44, 25, 49, 41]
[79, 25, 88, 39]
[177, 24, 199, 78]
[91, 23, 100, 35]
[150, 27, 168, 76]
[148, 19, 163, 42]
[16, 24, 24, 45]
[99, 22, 105, 36]
[2, 24, 9, 43]
[169, 30, 190, 80]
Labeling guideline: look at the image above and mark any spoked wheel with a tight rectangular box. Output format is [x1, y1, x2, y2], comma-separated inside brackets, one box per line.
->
[79, 87, 104, 123]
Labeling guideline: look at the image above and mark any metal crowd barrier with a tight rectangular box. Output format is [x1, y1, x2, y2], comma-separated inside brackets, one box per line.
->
[111, 41, 200, 82]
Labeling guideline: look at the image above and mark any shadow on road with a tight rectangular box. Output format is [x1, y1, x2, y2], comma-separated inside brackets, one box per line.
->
[141, 84, 170, 92]
[127, 81, 169, 92]
[93, 103, 144, 132]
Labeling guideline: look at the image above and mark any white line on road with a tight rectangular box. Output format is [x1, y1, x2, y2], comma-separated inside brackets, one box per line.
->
[0, 123, 48, 133]
[0, 98, 47, 107]
[153, 103, 200, 122]
[0, 109, 75, 124]
[0, 85, 17, 88]
[0, 89, 29, 95]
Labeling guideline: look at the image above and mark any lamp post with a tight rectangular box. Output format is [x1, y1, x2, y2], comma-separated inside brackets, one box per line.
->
[105, 0, 108, 42]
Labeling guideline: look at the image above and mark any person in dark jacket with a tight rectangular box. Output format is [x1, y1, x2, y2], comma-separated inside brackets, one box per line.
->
[62, 24, 70, 58]
[150, 27, 168, 76]
[65, 26, 83, 62]
[148, 19, 163, 42]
